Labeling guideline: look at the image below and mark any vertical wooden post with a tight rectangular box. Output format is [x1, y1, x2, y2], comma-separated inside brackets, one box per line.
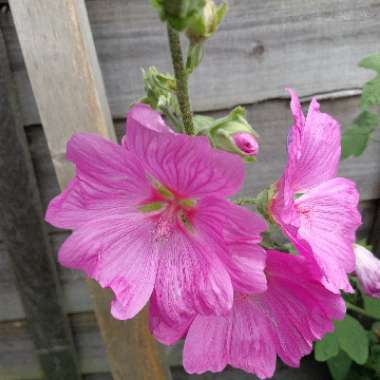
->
[0, 29, 81, 380]
[8, 1, 171, 379]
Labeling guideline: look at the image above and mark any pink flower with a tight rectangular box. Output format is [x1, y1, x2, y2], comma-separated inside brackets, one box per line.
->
[354, 244, 380, 299]
[270, 89, 361, 293]
[233, 132, 259, 156]
[45, 103, 267, 320]
[150, 250, 345, 379]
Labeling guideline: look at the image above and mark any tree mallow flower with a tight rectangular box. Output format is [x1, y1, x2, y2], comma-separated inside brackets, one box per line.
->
[270, 89, 361, 293]
[354, 244, 380, 299]
[45, 103, 267, 320]
[150, 250, 345, 379]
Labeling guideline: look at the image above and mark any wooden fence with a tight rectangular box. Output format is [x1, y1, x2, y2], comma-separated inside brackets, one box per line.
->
[0, 1, 379, 379]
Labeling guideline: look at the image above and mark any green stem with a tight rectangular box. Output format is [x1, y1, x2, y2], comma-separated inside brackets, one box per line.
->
[167, 25, 194, 135]
[234, 197, 257, 206]
[346, 302, 376, 319]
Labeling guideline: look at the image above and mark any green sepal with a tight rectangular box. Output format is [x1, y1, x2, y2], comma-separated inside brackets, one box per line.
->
[255, 185, 276, 222]
[186, 42, 204, 74]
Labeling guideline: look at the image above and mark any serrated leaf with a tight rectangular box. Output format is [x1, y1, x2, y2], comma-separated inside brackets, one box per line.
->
[335, 315, 369, 364]
[315, 332, 339, 361]
[327, 351, 352, 380]
[364, 296, 380, 319]
[359, 53, 380, 108]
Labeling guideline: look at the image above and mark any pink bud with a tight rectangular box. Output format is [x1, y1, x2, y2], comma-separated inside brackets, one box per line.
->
[355, 244, 380, 299]
[233, 133, 259, 156]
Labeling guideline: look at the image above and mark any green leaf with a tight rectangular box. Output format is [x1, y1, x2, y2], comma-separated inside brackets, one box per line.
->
[315, 332, 339, 361]
[359, 53, 380, 108]
[341, 111, 379, 159]
[364, 296, 380, 319]
[327, 351, 352, 380]
[335, 315, 369, 364]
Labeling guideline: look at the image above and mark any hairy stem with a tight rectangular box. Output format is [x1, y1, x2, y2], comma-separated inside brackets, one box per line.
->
[167, 25, 194, 135]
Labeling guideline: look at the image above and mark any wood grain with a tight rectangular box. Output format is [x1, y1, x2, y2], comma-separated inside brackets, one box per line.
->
[1, 0, 380, 125]
[8, 1, 171, 379]
[0, 28, 81, 380]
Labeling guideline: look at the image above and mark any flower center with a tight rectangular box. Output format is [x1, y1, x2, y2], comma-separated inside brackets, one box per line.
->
[139, 179, 196, 241]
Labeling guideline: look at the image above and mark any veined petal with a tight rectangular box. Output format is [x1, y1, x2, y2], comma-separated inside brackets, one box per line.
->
[58, 211, 159, 319]
[154, 228, 234, 326]
[182, 250, 345, 379]
[283, 90, 341, 194]
[124, 109, 245, 198]
[67, 133, 150, 200]
[149, 291, 193, 345]
[126, 103, 173, 141]
[45, 133, 152, 230]
[195, 197, 268, 294]
[295, 178, 361, 293]
[184, 314, 230, 374]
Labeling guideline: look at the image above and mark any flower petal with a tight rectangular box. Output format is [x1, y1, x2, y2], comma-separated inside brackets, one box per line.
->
[183, 314, 230, 374]
[67, 132, 150, 200]
[125, 103, 173, 142]
[295, 178, 361, 293]
[125, 115, 245, 197]
[149, 291, 193, 345]
[45, 133, 152, 230]
[154, 228, 234, 326]
[58, 211, 159, 319]
[283, 90, 341, 194]
[182, 250, 345, 379]
[195, 197, 268, 294]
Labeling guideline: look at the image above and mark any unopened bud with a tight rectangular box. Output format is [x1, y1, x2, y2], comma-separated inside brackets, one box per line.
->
[233, 133, 259, 156]
[186, 0, 228, 44]
[208, 107, 259, 160]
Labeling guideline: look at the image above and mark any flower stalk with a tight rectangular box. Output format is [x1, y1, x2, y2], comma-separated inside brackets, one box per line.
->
[167, 25, 194, 135]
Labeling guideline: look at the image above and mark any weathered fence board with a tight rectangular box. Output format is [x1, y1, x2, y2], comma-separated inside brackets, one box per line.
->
[8, 1, 171, 379]
[1, 0, 380, 125]
[0, 27, 81, 380]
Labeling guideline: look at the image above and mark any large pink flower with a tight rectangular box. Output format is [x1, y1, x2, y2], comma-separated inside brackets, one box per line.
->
[150, 250, 345, 379]
[270, 89, 361, 293]
[45, 103, 267, 320]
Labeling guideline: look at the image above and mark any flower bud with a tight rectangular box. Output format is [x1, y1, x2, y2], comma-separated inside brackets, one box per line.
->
[150, 0, 205, 31]
[208, 106, 259, 160]
[186, 0, 228, 44]
[354, 244, 380, 299]
[233, 133, 259, 156]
